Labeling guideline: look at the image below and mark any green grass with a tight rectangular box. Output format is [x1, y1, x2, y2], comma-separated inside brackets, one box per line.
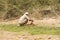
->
[0, 24, 60, 35]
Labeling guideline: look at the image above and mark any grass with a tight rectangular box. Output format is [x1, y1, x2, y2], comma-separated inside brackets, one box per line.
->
[0, 24, 60, 35]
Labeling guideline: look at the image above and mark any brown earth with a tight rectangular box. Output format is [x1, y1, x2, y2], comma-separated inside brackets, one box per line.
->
[0, 17, 60, 40]
[0, 17, 60, 27]
[0, 31, 60, 40]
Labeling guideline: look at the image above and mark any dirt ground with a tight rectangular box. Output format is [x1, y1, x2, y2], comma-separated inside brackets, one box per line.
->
[0, 17, 60, 40]
[0, 31, 60, 40]
[0, 17, 60, 27]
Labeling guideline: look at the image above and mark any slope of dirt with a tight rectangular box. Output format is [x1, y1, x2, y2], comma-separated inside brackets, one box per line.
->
[0, 31, 60, 40]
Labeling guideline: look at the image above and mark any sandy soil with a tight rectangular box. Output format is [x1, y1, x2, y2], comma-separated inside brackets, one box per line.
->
[0, 17, 60, 27]
[0, 31, 60, 40]
[0, 18, 60, 40]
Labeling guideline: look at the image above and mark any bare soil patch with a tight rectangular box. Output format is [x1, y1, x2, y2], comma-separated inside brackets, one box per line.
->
[0, 17, 60, 27]
[0, 31, 60, 40]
